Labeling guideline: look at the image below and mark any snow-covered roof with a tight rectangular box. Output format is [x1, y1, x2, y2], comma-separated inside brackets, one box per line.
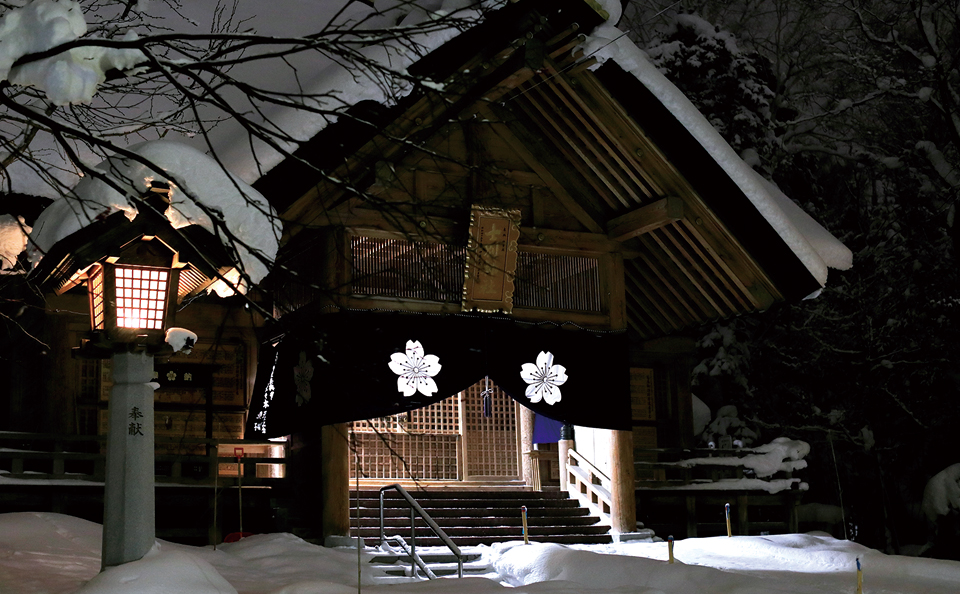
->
[581, 1, 851, 286]
[231, 0, 852, 288]
[9, 0, 850, 296]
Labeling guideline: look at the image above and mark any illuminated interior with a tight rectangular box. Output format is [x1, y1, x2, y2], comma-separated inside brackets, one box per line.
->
[115, 265, 169, 330]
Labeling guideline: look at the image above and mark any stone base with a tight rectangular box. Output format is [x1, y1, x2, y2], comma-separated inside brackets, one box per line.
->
[612, 529, 658, 543]
[324, 535, 366, 549]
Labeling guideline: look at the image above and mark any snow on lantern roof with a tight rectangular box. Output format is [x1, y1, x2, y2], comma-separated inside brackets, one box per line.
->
[29, 140, 280, 296]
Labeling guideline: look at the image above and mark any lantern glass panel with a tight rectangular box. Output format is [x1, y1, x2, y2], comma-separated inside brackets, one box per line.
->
[89, 265, 105, 330]
[114, 265, 169, 330]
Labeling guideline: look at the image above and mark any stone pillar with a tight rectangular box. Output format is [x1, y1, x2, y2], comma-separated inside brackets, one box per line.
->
[610, 428, 636, 534]
[102, 351, 155, 570]
[519, 406, 535, 488]
[321, 423, 350, 538]
[558, 424, 574, 491]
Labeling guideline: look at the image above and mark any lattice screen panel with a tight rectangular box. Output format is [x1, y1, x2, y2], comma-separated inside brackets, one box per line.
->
[349, 432, 459, 480]
[463, 381, 520, 478]
[351, 235, 465, 302]
[351, 397, 459, 435]
[513, 252, 602, 312]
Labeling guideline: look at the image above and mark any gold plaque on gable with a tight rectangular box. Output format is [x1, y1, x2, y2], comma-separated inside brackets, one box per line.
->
[462, 205, 521, 313]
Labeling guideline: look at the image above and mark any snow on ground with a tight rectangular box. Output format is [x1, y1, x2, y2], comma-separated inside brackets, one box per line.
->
[3, 512, 960, 594]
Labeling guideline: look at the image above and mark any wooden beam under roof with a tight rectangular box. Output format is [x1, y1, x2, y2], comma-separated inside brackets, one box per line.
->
[606, 197, 684, 242]
[478, 104, 606, 234]
[280, 39, 543, 237]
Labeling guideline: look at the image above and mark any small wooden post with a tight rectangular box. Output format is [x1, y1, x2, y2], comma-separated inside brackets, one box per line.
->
[235, 448, 244, 534]
[667, 535, 674, 563]
[521, 505, 529, 544]
[856, 558, 863, 594]
[725, 503, 732, 537]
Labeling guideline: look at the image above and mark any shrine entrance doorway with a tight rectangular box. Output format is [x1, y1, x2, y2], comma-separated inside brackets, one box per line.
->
[348, 378, 522, 484]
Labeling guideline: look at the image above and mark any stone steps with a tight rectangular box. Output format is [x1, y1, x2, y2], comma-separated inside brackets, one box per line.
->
[351, 488, 613, 547]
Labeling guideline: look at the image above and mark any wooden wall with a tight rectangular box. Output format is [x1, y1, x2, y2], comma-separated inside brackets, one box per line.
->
[6, 292, 263, 438]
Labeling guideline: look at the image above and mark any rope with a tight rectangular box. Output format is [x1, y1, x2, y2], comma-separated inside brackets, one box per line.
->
[828, 431, 848, 540]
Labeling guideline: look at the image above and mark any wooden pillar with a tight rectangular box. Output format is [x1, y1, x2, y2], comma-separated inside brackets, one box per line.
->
[321, 423, 350, 537]
[458, 391, 468, 481]
[558, 424, 574, 491]
[610, 428, 636, 533]
[519, 406, 535, 488]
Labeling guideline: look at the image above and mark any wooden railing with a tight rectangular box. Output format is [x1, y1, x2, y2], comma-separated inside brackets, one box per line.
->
[0, 431, 285, 486]
[630, 446, 804, 538]
[630, 446, 803, 488]
[565, 448, 613, 521]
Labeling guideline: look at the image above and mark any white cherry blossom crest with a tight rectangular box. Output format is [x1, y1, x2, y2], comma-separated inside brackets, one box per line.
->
[388, 340, 442, 397]
[520, 351, 568, 405]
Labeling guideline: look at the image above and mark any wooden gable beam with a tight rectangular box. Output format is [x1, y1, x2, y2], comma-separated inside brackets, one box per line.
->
[478, 104, 605, 234]
[606, 196, 684, 242]
[281, 42, 542, 237]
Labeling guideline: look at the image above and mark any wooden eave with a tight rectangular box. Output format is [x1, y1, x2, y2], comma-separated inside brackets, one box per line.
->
[269, 0, 822, 341]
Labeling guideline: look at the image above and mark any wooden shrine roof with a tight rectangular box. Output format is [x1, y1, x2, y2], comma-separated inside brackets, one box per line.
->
[256, 0, 824, 341]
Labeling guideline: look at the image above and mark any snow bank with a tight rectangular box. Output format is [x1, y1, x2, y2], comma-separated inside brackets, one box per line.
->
[922, 463, 960, 521]
[580, 15, 852, 286]
[5, 512, 960, 594]
[0, 512, 101, 594]
[76, 547, 237, 594]
[29, 140, 280, 294]
[493, 540, 803, 594]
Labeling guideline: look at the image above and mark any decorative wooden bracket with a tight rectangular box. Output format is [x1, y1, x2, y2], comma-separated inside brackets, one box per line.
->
[606, 196, 684, 242]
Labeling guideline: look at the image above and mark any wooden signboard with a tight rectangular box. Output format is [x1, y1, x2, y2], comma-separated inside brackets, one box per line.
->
[462, 205, 521, 313]
[630, 367, 656, 421]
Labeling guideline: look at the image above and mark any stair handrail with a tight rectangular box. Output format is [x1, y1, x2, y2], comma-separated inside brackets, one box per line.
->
[566, 448, 614, 521]
[568, 448, 612, 488]
[379, 483, 463, 579]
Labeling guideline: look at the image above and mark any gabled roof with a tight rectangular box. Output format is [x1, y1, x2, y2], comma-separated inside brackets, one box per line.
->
[259, 0, 850, 340]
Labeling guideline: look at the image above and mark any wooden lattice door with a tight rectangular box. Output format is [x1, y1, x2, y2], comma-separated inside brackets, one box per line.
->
[348, 379, 520, 482]
[350, 397, 460, 481]
[460, 380, 521, 480]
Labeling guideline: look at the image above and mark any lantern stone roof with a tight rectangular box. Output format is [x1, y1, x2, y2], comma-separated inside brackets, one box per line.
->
[29, 189, 235, 302]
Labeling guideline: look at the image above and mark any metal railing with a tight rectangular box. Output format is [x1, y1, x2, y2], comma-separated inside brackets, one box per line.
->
[378, 483, 463, 579]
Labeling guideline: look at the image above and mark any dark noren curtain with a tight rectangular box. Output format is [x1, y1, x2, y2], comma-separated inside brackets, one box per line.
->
[247, 311, 630, 437]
